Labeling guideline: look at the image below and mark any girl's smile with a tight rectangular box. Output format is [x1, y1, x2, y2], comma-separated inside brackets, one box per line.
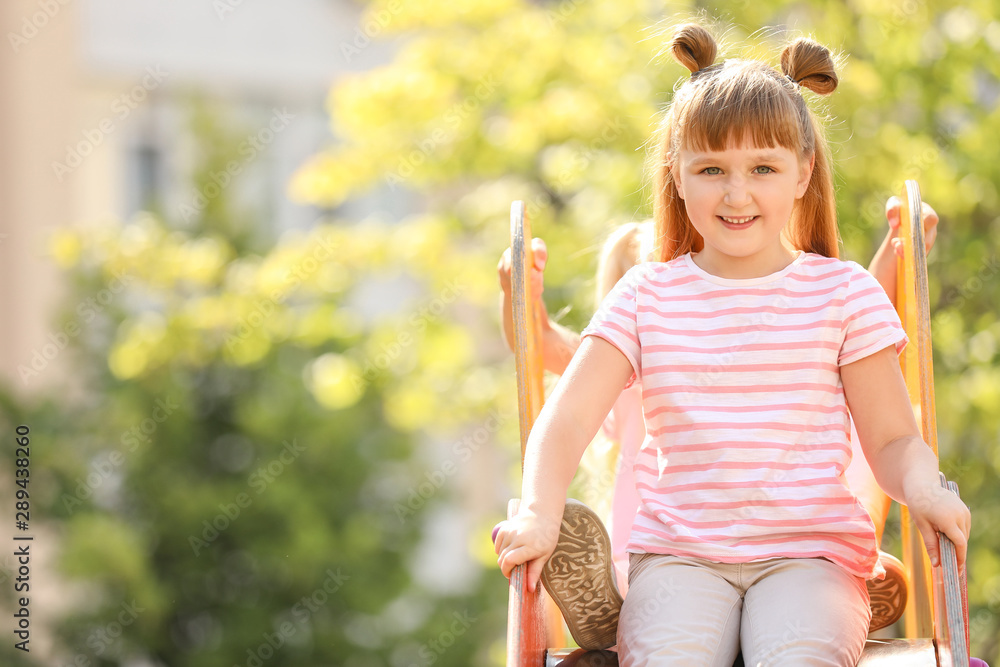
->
[718, 215, 758, 229]
[672, 142, 814, 279]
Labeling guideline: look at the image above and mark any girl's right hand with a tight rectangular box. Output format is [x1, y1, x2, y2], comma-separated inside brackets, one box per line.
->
[904, 479, 971, 569]
[497, 237, 547, 303]
[493, 506, 562, 592]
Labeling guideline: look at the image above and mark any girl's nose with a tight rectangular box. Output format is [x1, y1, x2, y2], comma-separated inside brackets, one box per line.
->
[724, 181, 751, 208]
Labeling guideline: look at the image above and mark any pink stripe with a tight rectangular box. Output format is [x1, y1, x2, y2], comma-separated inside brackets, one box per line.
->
[646, 440, 852, 457]
[846, 320, 900, 341]
[649, 461, 838, 475]
[645, 403, 848, 417]
[643, 382, 841, 396]
[643, 361, 839, 374]
[631, 524, 875, 556]
[609, 305, 635, 320]
[644, 284, 844, 303]
[670, 496, 851, 510]
[846, 285, 883, 301]
[643, 340, 840, 354]
[843, 300, 895, 327]
[603, 320, 638, 345]
[637, 301, 844, 319]
[648, 421, 844, 437]
[642, 273, 705, 289]
[634, 475, 842, 494]
[637, 320, 842, 337]
[785, 266, 853, 282]
[638, 505, 864, 530]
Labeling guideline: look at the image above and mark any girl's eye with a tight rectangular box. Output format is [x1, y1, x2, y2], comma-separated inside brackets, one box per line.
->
[753, 166, 774, 174]
[702, 167, 722, 175]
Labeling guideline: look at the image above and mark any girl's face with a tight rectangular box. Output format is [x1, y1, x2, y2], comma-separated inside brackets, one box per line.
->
[672, 141, 813, 279]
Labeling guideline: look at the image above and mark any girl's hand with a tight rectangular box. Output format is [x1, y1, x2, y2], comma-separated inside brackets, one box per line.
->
[493, 506, 562, 592]
[903, 479, 971, 569]
[498, 237, 547, 303]
[885, 196, 939, 257]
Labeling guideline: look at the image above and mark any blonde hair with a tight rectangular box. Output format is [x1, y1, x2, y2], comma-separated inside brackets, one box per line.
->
[652, 24, 841, 262]
[595, 221, 654, 307]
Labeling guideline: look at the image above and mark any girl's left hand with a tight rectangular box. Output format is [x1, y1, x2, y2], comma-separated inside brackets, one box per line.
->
[885, 196, 939, 257]
[904, 479, 971, 569]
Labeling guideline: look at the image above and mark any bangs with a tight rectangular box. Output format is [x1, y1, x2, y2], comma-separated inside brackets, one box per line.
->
[677, 62, 806, 154]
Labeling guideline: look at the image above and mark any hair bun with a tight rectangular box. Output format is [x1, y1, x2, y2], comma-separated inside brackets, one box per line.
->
[670, 24, 718, 74]
[780, 37, 838, 95]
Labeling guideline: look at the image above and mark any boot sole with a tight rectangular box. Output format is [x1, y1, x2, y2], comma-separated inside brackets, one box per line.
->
[541, 499, 623, 650]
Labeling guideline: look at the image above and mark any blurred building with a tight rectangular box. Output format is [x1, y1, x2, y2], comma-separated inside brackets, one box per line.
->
[0, 0, 401, 397]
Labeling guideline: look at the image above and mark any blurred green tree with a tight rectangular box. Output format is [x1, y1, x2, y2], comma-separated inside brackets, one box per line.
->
[9, 96, 507, 666]
[2, 0, 998, 664]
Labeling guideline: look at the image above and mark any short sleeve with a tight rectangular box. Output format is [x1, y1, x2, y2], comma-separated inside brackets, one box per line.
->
[582, 265, 643, 377]
[839, 263, 908, 366]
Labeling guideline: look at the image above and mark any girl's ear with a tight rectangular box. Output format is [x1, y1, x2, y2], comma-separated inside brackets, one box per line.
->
[796, 153, 815, 199]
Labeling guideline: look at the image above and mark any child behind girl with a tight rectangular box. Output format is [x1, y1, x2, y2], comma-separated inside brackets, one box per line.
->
[494, 24, 969, 666]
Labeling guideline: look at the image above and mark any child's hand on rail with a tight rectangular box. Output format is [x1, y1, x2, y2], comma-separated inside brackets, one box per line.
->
[904, 478, 971, 569]
[493, 506, 562, 593]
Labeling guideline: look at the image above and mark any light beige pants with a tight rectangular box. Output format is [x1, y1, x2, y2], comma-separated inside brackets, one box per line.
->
[618, 553, 871, 667]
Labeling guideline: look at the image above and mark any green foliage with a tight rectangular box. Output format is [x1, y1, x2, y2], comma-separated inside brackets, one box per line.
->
[6, 0, 1000, 664]
[21, 100, 509, 665]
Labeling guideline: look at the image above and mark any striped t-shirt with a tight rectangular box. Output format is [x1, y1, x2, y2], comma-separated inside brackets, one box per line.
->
[581, 251, 907, 579]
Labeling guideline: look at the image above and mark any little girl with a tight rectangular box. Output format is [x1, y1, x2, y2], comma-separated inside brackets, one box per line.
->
[494, 24, 970, 666]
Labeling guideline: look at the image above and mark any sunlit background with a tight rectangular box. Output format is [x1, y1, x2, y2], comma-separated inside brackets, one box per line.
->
[1, 0, 998, 665]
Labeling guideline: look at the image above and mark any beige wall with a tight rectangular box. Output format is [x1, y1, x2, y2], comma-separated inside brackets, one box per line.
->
[0, 0, 82, 399]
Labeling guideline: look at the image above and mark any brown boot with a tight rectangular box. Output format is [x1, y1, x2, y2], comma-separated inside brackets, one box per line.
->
[541, 499, 624, 650]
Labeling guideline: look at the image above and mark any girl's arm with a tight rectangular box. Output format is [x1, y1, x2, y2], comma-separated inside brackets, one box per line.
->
[842, 345, 970, 567]
[494, 336, 634, 590]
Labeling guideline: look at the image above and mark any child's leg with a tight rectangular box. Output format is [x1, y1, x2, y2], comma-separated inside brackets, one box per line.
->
[618, 554, 742, 667]
[740, 558, 870, 667]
